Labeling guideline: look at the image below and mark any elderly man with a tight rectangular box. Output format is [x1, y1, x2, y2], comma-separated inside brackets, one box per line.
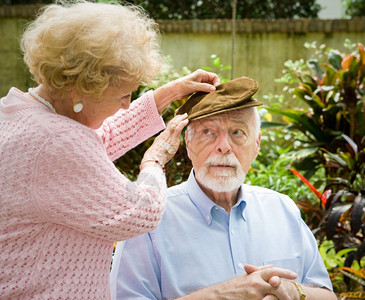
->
[111, 77, 336, 300]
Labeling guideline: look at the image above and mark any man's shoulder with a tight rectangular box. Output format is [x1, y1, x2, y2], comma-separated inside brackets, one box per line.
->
[164, 181, 196, 213]
[242, 184, 283, 196]
[242, 184, 298, 210]
[167, 181, 189, 198]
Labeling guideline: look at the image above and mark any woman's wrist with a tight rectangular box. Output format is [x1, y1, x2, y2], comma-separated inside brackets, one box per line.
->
[153, 82, 178, 114]
[140, 158, 166, 173]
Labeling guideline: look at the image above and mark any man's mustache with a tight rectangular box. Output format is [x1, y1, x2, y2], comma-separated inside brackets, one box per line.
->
[205, 155, 240, 169]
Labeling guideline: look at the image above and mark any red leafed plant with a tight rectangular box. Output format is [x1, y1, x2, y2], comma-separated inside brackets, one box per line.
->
[270, 41, 365, 292]
[290, 168, 328, 207]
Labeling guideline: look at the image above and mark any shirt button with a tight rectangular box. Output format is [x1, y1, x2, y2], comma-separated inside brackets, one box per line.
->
[231, 230, 236, 235]
[238, 263, 244, 269]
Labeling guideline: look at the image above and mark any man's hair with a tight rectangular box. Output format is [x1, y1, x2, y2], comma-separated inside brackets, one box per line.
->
[185, 106, 261, 143]
[21, 1, 164, 97]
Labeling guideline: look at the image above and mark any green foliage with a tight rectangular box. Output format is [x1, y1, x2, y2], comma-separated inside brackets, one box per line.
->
[18, 0, 318, 19]
[323, 136, 365, 250]
[202, 54, 231, 83]
[123, 0, 321, 19]
[9, 0, 365, 19]
[319, 239, 357, 292]
[320, 239, 355, 270]
[265, 40, 365, 294]
[268, 40, 365, 178]
[0, 0, 321, 18]
[247, 143, 323, 201]
[0, 0, 51, 3]
[342, 0, 365, 17]
[246, 123, 326, 225]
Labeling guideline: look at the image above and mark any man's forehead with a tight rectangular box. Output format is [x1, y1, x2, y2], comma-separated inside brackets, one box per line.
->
[193, 110, 250, 125]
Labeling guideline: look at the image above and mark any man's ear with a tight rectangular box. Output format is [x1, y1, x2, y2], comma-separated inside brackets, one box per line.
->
[254, 131, 262, 158]
[185, 132, 192, 160]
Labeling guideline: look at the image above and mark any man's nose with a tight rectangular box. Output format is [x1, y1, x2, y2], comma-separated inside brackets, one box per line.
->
[215, 133, 232, 154]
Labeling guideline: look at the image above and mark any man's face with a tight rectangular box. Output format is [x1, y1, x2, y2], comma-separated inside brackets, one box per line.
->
[185, 108, 261, 192]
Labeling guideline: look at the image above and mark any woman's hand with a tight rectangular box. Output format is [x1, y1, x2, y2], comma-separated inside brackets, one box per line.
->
[153, 69, 220, 113]
[141, 113, 189, 171]
[170, 69, 220, 99]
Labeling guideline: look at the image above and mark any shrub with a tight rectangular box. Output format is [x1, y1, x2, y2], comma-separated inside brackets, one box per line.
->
[266, 40, 365, 293]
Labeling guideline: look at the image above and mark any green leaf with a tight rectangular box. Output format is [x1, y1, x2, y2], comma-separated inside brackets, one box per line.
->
[267, 108, 329, 142]
[349, 56, 360, 75]
[323, 152, 348, 168]
[308, 59, 324, 79]
[293, 87, 311, 103]
[323, 65, 337, 85]
[326, 177, 350, 187]
[351, 194, 365, 234]
[326, 204, 351, 239]
[289, 147, 319, 160]
[261, 121, 286, 129]
[328, 50, 343, 70]
[342, 134, 358, 155]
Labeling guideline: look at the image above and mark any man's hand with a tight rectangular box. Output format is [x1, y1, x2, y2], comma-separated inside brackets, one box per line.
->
[244, 264, 298, 300]
[179, 264, 297, 300]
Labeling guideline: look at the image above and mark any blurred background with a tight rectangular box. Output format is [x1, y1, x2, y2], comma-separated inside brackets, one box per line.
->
[0, 0, 364, 99]
[0, 1, 364, 298]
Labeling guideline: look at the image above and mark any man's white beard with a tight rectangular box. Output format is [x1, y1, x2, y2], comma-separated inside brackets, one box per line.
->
[195, 154, 246, 192]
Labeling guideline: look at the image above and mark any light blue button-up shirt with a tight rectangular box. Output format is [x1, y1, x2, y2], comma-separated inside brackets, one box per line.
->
[112, 170, 332, 299]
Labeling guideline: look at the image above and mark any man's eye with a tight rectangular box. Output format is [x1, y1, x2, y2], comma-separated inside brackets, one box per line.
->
[202, 128, 213, 135]
[233, 129, 244, 135]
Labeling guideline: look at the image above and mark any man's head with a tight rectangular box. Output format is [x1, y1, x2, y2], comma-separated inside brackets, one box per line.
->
[177, 76, 262, 193]
[185, 107, 261, 192]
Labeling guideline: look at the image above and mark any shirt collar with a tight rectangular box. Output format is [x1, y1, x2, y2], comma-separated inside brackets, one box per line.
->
[235, 187, 247, 221]
[186, 169, 247, 225]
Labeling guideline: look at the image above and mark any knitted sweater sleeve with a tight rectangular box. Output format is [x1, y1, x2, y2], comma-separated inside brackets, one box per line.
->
[96, 91, 165, 161]
[32, 124, 167, 242]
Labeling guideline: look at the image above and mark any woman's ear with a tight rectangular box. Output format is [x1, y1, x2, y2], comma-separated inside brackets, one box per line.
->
[70, 87, 80, 106]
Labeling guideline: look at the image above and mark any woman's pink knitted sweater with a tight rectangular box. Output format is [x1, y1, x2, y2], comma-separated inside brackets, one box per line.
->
[0, 88, 166, 299]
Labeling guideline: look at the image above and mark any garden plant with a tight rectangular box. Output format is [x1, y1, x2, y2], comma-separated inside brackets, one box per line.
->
[266, 40, 365, 298]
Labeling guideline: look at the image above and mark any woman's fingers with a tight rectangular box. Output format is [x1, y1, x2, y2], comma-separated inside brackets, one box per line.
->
[161, 114, 188, 150]
[165, 113, 189, 140]
[172, 69, 220, 100]
[143, 113, 189, 165]
[192, 69, 220, 86]
[185, 69, 220, 93]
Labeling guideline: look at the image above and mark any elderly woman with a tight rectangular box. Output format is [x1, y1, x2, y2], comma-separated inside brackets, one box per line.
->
[0, 1, 219, 299]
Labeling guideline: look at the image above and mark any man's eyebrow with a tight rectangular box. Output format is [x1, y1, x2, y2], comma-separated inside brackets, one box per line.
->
[229, 117, 249, 126]
[196, 119, 219, 126]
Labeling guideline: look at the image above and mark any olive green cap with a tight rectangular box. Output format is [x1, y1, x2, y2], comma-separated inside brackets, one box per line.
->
[175, 76, 263, 120]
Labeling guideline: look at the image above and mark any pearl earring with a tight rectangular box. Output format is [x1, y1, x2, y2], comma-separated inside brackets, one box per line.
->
[73, 103, 83, 113]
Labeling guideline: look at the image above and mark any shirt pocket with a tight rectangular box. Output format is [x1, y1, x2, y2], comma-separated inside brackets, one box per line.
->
[263, 258, 303, 281]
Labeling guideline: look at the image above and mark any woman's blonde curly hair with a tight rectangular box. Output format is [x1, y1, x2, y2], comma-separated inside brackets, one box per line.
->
[21, 1, 165, 97]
